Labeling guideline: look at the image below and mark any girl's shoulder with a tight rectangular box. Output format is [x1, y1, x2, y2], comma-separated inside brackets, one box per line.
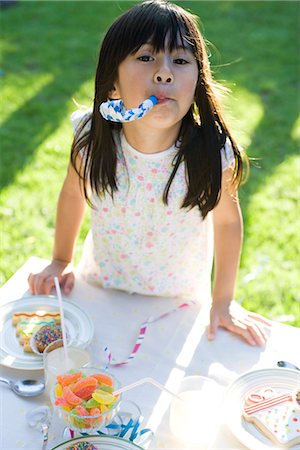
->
[221, 138, 235, 171]
[70, 109, 92, 135]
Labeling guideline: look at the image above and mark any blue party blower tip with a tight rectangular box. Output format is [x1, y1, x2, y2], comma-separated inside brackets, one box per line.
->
[148, 95, 158, 105]
[100, 95, 159, 123]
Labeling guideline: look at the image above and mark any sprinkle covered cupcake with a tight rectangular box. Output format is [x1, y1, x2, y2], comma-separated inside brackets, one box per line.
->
[31, 323, 63, 353]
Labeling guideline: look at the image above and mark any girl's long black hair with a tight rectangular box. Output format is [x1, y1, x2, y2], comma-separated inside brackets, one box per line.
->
[71, 0, 246, 219]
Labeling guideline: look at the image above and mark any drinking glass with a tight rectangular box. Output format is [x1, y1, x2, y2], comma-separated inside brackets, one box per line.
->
[43, 340, 90, 395]
[169, 375, 224, 449]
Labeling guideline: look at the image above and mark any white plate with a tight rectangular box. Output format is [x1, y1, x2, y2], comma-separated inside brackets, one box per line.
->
[51, 435, 143, 450]
[224, 368, 300, 450]
[0, 295, 94, 370]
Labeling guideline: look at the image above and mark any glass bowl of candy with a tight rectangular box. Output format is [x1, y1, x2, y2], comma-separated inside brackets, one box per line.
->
[50, 367, 122, 433]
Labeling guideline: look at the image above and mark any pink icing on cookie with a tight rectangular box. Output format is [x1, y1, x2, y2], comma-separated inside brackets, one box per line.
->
[243, 389, 300, 448]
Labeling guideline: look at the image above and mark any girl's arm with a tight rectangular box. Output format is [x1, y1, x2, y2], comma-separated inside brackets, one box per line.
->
[28, 159, 88, 295]
[209, 167, 270, 345]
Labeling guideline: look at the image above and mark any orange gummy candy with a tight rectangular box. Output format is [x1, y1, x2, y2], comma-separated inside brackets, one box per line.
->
[62, 386, 82, 406]
[73, 376, 98, 400]
[91, 373, 113, 387]
[73, 377, 97, 391]
[75, 405, 90, 416]
[90, 407, 101, 416]
[54, 396, 71, 408]
[74, 385, 97, 400]
[89, 407, 102, 426]
[57, 372, 82, 387]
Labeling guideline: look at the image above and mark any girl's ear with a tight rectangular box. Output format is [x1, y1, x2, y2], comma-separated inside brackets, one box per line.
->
[108, 85, 121, 100]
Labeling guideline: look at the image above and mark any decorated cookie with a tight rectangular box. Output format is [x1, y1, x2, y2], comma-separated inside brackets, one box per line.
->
[65, 442, 98, 450]
[243, 387, 300, 447]
[31, 323, 63, 353]
[294, 388, 300, 411]
[12, 312, 60, 352]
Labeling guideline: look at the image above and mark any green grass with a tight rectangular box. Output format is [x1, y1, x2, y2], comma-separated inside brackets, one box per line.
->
[1, 1, 299, 326]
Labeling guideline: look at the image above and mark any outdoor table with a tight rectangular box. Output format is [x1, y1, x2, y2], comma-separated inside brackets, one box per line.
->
[1, 256, 299, 449]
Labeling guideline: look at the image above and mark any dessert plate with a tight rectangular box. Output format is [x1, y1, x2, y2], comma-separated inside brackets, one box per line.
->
[51, 435, 143, 450]
[0, 295, 94, 370]
[224, 368, 300, 450]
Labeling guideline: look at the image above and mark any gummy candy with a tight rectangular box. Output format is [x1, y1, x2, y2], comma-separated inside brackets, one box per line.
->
[92, 390, 115, 404]
[75, 405, 89, 416]
[85, 398, 100, 409]
[54, 396, 71, 408]
[73, 377, 98, 399]
[73, 376, 98, 392]
[90, 407, 101, 416]
[55, 383, 63, 397]
[98, 384, 114, 393]
[75, 385, 96, 399]
[57, 372, 82, 387]
[54, 370, 119, 430]
[60, 405, 72, 412]
[91, 373, 114, 387]
[62, 386, 83, 406]
[100, 404, 109, 413]
[89, 407, 102, 426]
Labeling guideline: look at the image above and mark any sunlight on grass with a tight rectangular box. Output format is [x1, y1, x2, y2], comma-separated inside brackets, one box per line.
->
[238, 154, 300, 325]
[0, 74, 54, 124]
[291, 115, 300, 142]
[0, 111, 90, 286]
[71, 78, 94, 111]
[223, 86, 264, 149]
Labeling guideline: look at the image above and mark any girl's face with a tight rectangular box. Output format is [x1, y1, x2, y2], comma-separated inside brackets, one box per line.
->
[112, 39, 199, 131]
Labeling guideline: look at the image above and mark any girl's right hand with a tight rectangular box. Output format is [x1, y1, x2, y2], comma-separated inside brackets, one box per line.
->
[28, 260, 75, 295]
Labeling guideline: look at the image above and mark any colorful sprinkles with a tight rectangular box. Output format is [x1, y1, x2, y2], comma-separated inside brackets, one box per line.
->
[66, 442, 98, 450]
[32, 323, 63, 353]
[296, 388, 300, 406]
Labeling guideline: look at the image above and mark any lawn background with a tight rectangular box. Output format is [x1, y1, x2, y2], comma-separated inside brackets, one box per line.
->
[1, 1, 299, 326]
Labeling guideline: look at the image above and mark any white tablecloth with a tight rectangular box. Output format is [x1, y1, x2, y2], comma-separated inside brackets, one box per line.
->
[0, 257, 299, 450]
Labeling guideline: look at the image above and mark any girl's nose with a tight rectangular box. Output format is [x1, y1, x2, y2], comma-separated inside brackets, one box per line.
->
[154, 61, 174, 84]
[155, 74, 173, 83]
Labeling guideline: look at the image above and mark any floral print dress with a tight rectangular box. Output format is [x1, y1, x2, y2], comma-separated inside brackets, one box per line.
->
[72, 110, 234, 301]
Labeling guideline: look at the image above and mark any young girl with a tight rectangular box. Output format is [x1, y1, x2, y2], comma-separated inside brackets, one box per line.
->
[28, 0, 270, 346]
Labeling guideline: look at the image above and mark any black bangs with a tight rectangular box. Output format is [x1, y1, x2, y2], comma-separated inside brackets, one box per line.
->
[130, 6, 191, 54]
[113, 1, 195, 60]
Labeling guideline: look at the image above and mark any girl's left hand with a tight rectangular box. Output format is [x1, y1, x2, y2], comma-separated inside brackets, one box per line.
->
[208, 300, 272, 346]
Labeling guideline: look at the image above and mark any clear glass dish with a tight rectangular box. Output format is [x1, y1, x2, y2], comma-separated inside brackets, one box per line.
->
[50, 366, 121, 433]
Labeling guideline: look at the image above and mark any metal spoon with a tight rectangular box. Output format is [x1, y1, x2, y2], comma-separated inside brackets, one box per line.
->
[0, 376, 45, 396]
[277, 360, 300, 371]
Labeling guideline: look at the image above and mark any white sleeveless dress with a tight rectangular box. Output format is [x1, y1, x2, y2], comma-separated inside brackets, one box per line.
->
[72, 110, 234, 301]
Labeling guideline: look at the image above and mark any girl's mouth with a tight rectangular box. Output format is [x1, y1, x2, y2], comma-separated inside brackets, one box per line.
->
[157, 97, 171, 105]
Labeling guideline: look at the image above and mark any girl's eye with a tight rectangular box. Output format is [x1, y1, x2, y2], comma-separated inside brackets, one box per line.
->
[173, 58, 188, 65]
[137, 55, 154, 62]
